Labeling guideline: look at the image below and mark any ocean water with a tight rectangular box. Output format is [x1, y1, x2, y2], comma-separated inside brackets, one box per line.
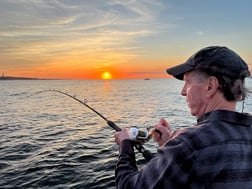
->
[0, 78, 251, 188]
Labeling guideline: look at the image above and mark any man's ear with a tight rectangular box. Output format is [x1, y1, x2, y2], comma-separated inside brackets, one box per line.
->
[206, 76, 219, 97]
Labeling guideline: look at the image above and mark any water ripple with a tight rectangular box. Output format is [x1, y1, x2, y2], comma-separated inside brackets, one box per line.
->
[1, 79, 250, 188]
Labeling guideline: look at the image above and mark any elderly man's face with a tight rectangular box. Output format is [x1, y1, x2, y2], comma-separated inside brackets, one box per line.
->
[181, 71, 209, 118]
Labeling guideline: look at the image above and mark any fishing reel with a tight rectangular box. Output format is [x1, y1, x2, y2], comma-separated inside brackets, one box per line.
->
[128, 127, 156, 144]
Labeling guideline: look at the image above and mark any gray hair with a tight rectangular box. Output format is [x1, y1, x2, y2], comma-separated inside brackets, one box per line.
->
[194, 69, 250, 101]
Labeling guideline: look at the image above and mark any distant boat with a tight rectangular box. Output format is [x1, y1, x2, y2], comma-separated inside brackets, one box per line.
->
[144, 78, 150, 80]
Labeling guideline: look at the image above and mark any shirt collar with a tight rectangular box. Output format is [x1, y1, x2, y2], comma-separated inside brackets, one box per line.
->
[197, 110, 252, 126]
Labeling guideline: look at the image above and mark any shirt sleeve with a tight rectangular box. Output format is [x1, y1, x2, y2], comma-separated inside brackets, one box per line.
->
[115, 140, 138, 188]
[115, 137, 194, 189]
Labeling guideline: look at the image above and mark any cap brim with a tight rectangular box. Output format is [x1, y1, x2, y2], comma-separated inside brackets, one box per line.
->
[166, 63, 194, 80]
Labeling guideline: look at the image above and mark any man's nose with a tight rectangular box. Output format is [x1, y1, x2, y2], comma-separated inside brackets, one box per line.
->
[180, 86, 186, 96]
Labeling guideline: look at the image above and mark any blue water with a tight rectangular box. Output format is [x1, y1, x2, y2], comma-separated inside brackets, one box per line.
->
[0, 79, 251, 188]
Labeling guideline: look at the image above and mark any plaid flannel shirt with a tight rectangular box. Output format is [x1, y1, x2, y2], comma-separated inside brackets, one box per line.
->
[115, 110, 252, 189]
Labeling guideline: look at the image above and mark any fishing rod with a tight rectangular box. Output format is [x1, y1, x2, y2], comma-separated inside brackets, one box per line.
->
[33, 89, 154, 161]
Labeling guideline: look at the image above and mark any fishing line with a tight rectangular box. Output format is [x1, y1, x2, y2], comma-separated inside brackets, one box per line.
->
[32, 89, 154, 161]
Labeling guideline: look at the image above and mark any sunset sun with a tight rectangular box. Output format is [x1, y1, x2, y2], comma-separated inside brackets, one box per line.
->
[101, 71, 112, 80]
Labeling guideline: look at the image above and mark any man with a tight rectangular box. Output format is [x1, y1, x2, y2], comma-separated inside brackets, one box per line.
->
[114, 46, 252, 189]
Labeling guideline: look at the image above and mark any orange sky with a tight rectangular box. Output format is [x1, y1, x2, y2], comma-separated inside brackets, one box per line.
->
[2, 59, 174, 80]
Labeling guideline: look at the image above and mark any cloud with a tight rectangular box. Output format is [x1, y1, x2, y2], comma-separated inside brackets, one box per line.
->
[0, 0, 172, 77]
[196, 30, 206, 36]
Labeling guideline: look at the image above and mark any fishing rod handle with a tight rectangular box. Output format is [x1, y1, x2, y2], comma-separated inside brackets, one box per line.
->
[107, 120, 121, 132]
[134, 143, 154, 161]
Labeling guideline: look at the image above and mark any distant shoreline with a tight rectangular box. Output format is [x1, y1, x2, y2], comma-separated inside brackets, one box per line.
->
[0, 76, 41, 80]
[1, 76, 250, 81]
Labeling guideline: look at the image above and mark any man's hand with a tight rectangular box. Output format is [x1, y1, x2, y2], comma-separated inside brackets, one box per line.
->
[153, 118, 172, 147]
[115, 128, 130, 145]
